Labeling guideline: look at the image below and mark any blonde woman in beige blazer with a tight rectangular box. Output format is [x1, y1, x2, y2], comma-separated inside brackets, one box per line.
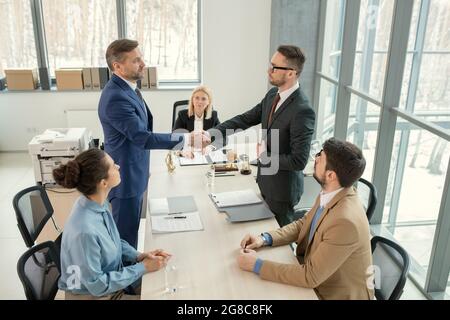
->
[238, 138, 374, 300]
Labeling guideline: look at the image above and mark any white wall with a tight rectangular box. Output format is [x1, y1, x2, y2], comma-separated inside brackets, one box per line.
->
[0, 0, 271, 151]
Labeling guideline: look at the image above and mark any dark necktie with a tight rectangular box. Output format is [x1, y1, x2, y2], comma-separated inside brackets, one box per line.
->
[135, 88, 143, 101]
[135, 88, 148, 118]
[268, 93, 281, 126]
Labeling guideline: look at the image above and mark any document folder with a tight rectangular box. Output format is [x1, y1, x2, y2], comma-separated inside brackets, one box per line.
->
[223, 202, 274, 223]
[209, 189, 262, 208]
[149, 195, 197, 215]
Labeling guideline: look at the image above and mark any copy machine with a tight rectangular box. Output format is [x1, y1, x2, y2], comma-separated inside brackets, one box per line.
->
[29, 128, 92, 185]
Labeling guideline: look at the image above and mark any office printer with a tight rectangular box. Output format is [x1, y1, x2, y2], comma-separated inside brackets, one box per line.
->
[29, 128, 92, 185]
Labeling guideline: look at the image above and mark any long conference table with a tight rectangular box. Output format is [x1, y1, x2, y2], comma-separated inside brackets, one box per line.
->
[141, 148, 318, 300]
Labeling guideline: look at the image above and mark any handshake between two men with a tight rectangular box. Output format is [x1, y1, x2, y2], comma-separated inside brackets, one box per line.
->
[181, 130, 213, 159]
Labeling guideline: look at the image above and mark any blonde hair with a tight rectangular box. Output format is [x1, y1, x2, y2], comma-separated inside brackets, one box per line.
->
[188, 86, 213, 119]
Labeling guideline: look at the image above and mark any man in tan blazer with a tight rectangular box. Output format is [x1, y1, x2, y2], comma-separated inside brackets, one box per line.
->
[237, 138, 374, 300]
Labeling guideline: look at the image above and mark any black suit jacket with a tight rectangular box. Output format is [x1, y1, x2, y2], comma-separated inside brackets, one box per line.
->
[173, 109, 220, 132]
[213, 87, 315, 205]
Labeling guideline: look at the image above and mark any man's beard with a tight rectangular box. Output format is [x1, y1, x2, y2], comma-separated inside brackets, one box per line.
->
[313, 171, 325, 187]
[269, 75, 286, 87]
[128, 70, 144, 81]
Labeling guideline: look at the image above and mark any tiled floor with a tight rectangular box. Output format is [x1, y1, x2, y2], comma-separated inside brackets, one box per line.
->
[0, 152, 428, 300]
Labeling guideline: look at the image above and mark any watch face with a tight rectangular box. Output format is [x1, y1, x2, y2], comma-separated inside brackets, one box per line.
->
[260, 233, 267, 245]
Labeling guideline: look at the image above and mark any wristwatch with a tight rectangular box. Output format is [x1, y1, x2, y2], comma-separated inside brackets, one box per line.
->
[260, 233, 269, 246]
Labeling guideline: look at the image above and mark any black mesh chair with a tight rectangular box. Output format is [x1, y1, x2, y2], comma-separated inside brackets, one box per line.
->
[371, 236, 410, 300]
[355, 178, 378, 223]
[172, 99, 189, 130]
[13, 185, 62, 248]
[17, 241, 61, 300]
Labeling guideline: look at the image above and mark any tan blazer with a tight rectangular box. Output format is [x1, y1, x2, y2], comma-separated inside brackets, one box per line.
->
[260, 187, 374, 300]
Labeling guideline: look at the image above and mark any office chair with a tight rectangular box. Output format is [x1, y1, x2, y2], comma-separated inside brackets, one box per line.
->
[172, 99, 189, 130]
[13, 185, 62, 248]
[371, 236, 410, 300]
[355, 178, 378, 223]
[17, 240, 61, 300]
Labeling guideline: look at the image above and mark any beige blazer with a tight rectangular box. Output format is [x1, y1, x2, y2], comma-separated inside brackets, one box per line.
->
[260, 187, 374, 300]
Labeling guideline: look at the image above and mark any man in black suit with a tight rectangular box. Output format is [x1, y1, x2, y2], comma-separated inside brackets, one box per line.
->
[212, 45, 316, 226]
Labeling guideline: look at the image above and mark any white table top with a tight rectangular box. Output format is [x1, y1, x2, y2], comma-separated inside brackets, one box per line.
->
[141, 149, 317, 300]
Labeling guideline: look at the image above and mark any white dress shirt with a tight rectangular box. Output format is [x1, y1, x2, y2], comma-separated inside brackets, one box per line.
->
[194, 114, 204, 132]
[274, 81, 300, 113]
[319, 187, 344, 208]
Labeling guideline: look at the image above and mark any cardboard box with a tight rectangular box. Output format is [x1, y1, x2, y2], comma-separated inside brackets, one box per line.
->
[55, 68, 84, 90]
[82, 68, 92, 90]
[148, 66, 158, 90]
[5, 69, 38, 90]
[141, 67, 150, 89]
[91, 67, 101, 90]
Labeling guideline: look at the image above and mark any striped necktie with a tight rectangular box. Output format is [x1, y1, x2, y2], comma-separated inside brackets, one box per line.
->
[268, 93, 280, 125]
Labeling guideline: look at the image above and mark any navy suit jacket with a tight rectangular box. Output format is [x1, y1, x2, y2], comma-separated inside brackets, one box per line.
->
[98, 74, 183, 198]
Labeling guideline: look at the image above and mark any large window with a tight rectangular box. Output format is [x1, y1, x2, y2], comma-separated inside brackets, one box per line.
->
[0, 0, 200, 84]
[384, 123, 449, 274]
[320, 0, 345, 79]
[317, 79, 338, 139]
[0, 0, 37, 78]
[126, 0, 199, 82]
[316, 0, 345, 139]
[400, 0, 450, 130]
[42, 0, 118, 75]
[347, 95, 381, 180]
[316, 0, 450, 298]
[352, 0, 394, 100]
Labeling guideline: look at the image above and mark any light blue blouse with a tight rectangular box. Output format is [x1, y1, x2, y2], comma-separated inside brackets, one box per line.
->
[58, 195, 146, 296]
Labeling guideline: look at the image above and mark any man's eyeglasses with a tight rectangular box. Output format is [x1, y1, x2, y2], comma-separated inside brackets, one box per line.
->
[315, 149, 323, 158]
[269, 65, 296, 73]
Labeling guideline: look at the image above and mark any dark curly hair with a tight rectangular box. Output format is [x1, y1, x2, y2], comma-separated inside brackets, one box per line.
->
[323, 138, 366, 188]
[52, 148, 109, 196]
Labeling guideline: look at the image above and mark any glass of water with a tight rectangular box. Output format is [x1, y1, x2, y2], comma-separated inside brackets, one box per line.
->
[164, 261, 178, 294]
[205, 164, 215, 187]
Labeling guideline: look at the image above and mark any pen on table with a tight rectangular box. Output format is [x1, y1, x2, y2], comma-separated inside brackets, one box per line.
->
[164, 216, 186, 219]
[215, 173, 235, 177]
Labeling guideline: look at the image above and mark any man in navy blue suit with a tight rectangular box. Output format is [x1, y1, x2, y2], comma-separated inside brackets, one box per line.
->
[99, 39, 209, 248]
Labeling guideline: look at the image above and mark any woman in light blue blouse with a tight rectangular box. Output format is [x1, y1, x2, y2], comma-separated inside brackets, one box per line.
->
[53, 148, 171, 300]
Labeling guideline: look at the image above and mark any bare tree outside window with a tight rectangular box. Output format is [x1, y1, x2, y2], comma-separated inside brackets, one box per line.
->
[42, 0, 118, 76]
[0, 0, 38, 78]
[126, 0, 199, 82]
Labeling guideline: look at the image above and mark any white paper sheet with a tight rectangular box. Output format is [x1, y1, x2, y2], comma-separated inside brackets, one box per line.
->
[151, 212, 204, 233]
[178, 152, 209, 166]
